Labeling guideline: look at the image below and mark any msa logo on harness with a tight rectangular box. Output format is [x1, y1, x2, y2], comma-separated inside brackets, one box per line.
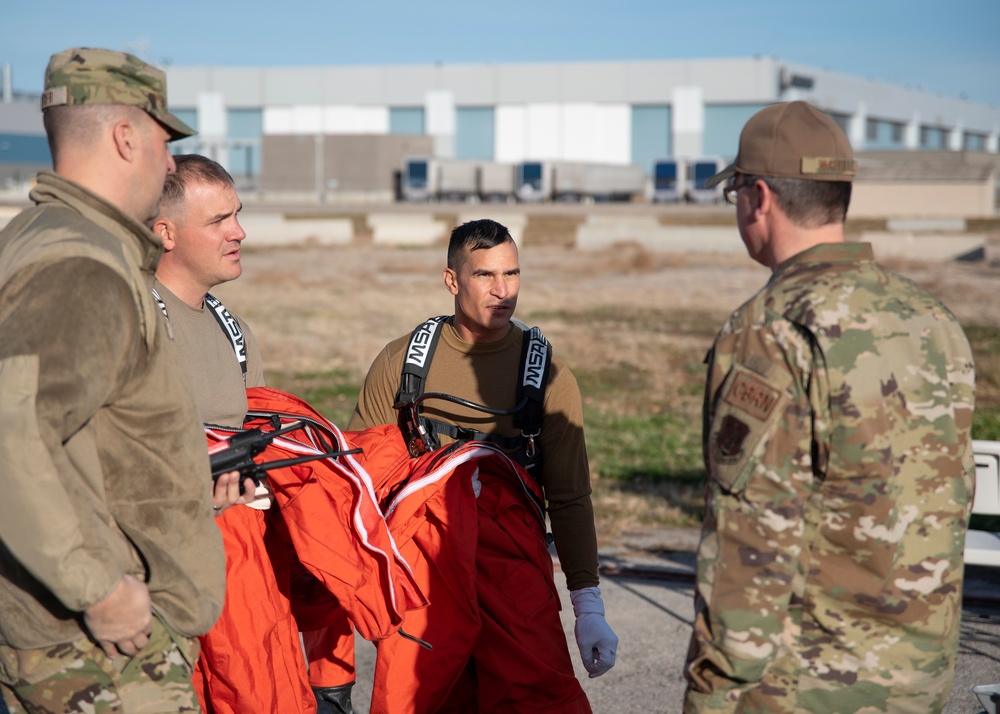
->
[153, 287, 248, 382]
[394, 316, 551, 472]
[404, 318, 444, 370]
[522, 332, 547, 391]
[205, 294, 248, 375]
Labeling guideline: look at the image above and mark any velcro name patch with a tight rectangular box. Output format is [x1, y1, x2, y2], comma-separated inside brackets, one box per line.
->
[801, 157, 858, 176]
[724, 371, 781, 421]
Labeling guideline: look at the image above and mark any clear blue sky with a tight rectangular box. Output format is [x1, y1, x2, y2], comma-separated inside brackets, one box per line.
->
[4, 0, 999, 106]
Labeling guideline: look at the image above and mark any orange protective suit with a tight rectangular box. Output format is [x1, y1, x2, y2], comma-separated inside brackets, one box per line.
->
[348, 426, 592, 714]
[194, 387, 423, 713]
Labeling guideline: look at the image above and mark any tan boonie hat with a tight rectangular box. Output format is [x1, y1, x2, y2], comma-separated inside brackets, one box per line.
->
[706, 101, 856, 187]
[41, 47, 195, 141]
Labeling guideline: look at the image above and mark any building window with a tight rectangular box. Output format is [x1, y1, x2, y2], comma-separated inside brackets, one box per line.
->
[826, 112, 850, 136]
[390, 107, 425, 135]
[920, 126, 948, 149]
[704, 104, 771, 158]
[0, 132, 51, 166]
[172, 109, 198, 132]
[867, 118, 878, 141]
[631, 105, 671, 173]
[455, 107, 495, 160]
[964, 132, 986, 151]
[167, 109, 200, 155]
[228, 109, 262, 139]
[891, 123, 904, 144]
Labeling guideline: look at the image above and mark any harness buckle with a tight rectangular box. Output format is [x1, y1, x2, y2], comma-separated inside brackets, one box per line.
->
[522, 429, 540, 459]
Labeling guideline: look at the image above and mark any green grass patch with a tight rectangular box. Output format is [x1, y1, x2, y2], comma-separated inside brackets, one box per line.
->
[973, 410, 1000, 441]
[263, 319, 1000, 531]
[585, 408, 703, 483]
[966, 324, 1000, 441]
[265, 370, 360, 427]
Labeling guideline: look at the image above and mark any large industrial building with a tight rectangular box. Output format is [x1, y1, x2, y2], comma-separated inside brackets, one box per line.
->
[2, 56, 999, 210]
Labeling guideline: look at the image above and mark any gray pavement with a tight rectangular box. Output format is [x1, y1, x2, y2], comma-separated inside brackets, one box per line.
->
[346, 553, 1000, 713]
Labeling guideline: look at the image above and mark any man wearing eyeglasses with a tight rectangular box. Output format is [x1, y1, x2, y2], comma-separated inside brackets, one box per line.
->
[683, 101, 976, 713]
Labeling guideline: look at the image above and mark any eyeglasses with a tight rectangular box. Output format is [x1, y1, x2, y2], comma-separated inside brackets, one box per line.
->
[724, 175, 772, 206]
[723, 175, 748, 206]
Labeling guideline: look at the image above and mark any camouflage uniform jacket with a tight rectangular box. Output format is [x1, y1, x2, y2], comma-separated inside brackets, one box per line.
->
[684, 242, 976, 713]
[0, 172, 226, 648]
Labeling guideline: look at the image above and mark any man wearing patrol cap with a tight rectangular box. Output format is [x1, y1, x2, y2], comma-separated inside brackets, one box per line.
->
[0, 48, 227, 712]
[683, 101, 976, 713]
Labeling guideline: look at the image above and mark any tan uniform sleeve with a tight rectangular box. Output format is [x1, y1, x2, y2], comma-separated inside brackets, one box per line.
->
[539, 359, 600, 591]
[349, 343, 402, 431]
[0, 259, 140, 612]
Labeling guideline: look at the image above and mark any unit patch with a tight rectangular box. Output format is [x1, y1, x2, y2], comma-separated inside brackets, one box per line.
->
[715, 414, 750, 459]
[724, 370, 781, 421]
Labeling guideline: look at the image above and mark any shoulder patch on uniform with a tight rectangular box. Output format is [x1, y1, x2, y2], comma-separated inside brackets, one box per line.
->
[724, 370, 781, 421]
[715, 414, 750, 459]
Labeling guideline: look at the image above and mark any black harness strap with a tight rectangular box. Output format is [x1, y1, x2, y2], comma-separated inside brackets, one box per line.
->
[153, 287, 248, 383]
[205, 293, 248, 381]
[398, 315, 449, 409]
[394, 316, 550, 472]
[514, 325, 550, 462]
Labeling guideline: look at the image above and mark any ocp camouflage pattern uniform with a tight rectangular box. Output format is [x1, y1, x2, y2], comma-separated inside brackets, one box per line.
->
[684, 242, 976, 713]
[0, 617, 199, 713]
[39, 47, 193, 139]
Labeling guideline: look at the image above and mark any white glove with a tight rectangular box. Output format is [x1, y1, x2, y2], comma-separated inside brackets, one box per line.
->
[570, 586, 618, 678]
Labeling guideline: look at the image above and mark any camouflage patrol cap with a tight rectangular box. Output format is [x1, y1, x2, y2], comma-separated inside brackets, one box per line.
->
[41, 47, 195, 140]
[706, 101, 856, 187]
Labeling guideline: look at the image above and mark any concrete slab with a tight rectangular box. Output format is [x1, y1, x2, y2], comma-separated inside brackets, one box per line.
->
[239, 214, 353, 247]
[887, 217, 967, 233]
[368, 213, 449, 246]
[861, 232, 986, 261]
[577, 218, 744, 254]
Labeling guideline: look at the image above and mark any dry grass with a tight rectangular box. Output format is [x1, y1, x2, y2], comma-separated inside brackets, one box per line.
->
[216, 239, 1000, 546]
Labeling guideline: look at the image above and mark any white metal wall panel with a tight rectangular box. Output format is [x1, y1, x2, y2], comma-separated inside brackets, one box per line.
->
[781, 61, 1000, 132]
[320, 67, 388, 104]
[167, 67, 212, 106]
[381, 66, 440, 105]
[691, 58, 780, 103]
[262, 106, 322, 134]
[196, 92, 227, 138]
[206, 68, 263, 107]
[169, 59, 1000, 139]
[526, 104, 561, 160]
[672, 87, 705, 157]
[495, 105, 526, 163]
[496, 65, 567, 104]
[561, 104, 631, 163]
[562, 64, 631, 103]
[426, 90, 455, 136]
[263, 68, 329, 105]
[437, 64, 498, 105]
[322, 106, 389, 133]
[262, 106, 388, 134]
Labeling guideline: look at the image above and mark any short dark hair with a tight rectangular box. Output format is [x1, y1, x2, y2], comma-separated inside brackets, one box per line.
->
[447, 219, 513, 269]
[160, 154, 236, 216]
[744, 174, 852, 228]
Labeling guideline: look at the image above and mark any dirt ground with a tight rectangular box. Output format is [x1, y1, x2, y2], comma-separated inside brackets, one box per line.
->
[215, 237, 1000, 379]
[212, 232, 1000, 548]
